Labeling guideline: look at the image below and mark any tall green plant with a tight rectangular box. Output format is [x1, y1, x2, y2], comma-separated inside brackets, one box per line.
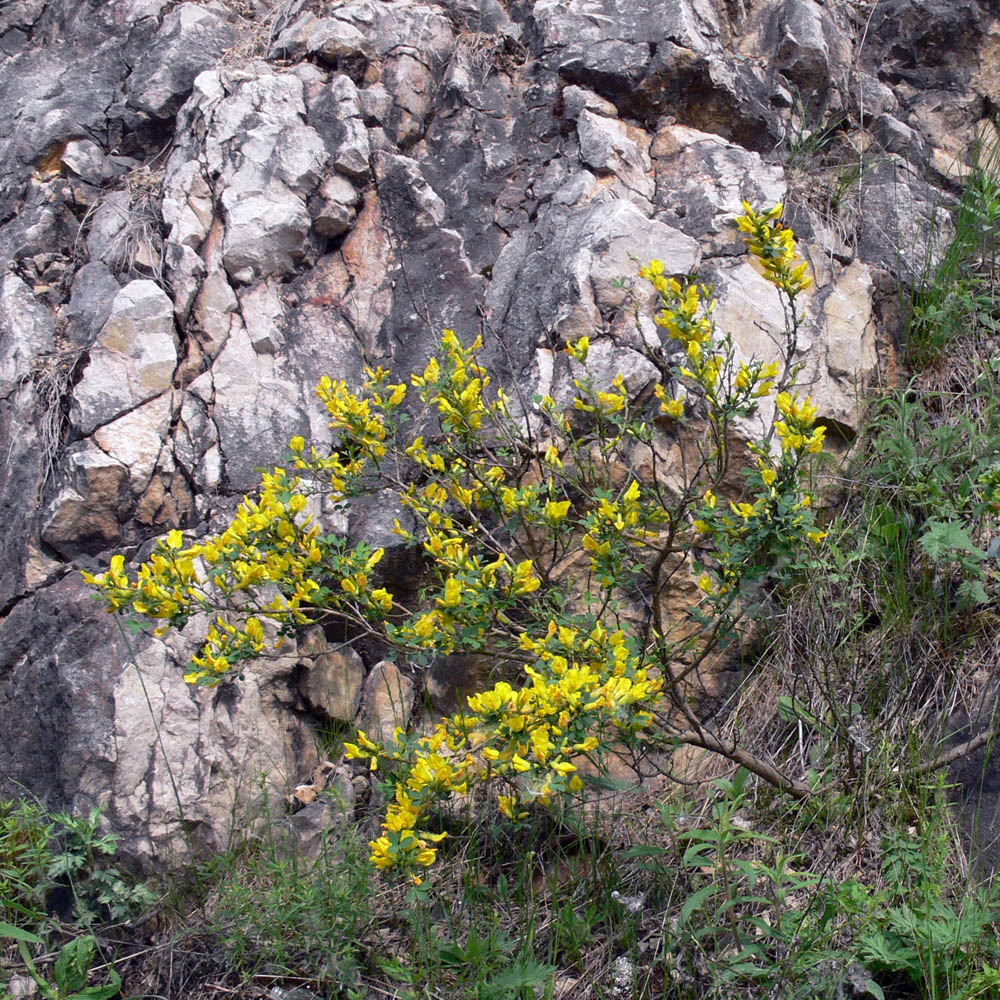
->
[907, 132, 1000, 368]
[84, 204, 830, 881]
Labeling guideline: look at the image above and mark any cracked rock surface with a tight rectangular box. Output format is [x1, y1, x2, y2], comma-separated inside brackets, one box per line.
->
[0, 0, 996, 863]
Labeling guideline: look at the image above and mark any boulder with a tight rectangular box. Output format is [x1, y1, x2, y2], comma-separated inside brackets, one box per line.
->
[127, 3, 237, 119]
[72, 280, 178, 436]
[360, 661, 414, 745]
[221, 182, 312, 281]
[299, 644, 365, 724]
[0, 274, 55, 395]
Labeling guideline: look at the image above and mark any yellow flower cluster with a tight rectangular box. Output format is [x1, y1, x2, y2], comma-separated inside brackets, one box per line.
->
[83, 469, 329, 685]
[573, 372, 627, 416]
[641, 272, 725, 393]
[580, 480, 662, 586]
[317, 371, 399, 464]
[411, 329, 507, 434]
[654, 383, 686, 420]
[735, 201, 812, 297]
[347, 620, 662, 876]
[775, 391, 826, 454]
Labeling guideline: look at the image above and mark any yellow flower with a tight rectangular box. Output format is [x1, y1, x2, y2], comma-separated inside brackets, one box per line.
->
[498, 795, 520, 819]
[544, 499, 571, 524]
[511, 559, 541, 596]
[566, 336, 589, 362]
[597, 391, 625, 414]
[661, 396, 685, 419]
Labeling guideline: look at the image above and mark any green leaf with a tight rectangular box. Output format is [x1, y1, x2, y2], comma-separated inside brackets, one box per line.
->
[66, 968, 122, 1000]
[0, 920, 43, 943]
[378, 959, 415, 984]
[677, 885, 720, 928]
[483, 955, 555, 997]
[919, 519, 986, 561]
[55, 935, 96, 994]
[777, 695, 818, 727]
[957, 577, 990, 605]
[856, 977, 885, 1000]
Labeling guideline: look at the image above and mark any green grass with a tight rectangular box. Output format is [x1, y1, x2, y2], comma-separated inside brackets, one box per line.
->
[906, 132, 1000, 369]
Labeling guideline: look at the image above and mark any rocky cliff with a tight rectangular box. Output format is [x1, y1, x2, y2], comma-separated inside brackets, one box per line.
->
[0, 0, 996, 862]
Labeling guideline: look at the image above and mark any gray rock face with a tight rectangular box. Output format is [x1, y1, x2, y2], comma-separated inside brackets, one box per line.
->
[0, 0, 996, 866]
[299, 644, 365, 724]
[857, 157, 954, 278]
[360, 661, 415, 745]
[485, 199, 700, 353]
[65, 263, 121, 348]
[0, 274, 55, 396]
[127, 4, 237, 119]
[0, 1, 125, 226]
[221, 183, 313, 280]
[72, 280, 178, 436]
[651, 124, 785, 254]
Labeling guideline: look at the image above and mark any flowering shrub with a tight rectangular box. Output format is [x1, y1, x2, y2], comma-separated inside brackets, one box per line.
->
[85, 203, 827, 878]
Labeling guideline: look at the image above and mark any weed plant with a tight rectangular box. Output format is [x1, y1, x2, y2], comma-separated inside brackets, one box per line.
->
[203, 820, 374, 993]
[907, 133, 1000, 368]
[0, 802, 151, 1000]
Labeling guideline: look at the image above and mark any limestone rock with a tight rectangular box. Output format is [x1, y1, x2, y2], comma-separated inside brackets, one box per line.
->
[59, 139, 114, 185]
[284, 779, 357, 861]
[360, 661, 414, 745]
[651, 124, 785, 252]
[553, 338, 660, 414]
[299, 645, 365, 724]
[311, 174, 360, 237]
[239, 279, 287, 355]
[93, 394, 173, 489]
[85, 192, 132, 269]
[221, 182, 312, 281]
[535, 0, 721, 103]
[161, 160, 214, 250]
[485, 199, 700, 351]
[271, 12, 374, 64]
[72, 280, 178, 436]
[65, 263, 120, 349]
[0, 3, 123, 223]
[740, 0, 852, 94]
[857, 156, 954, 278]
[706, 252, 878, 434]
[193, 268, 239, 358]
[576, 110, 654, 205]
[375, 154, 446, 233]
[165, 242, 207, 321]
[101, 620, 318, 862]
[41, 446, 130, 557]
[562, 85, 619, 121]
[127, 4, 237, 119]
[0, 274, 55, 396]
